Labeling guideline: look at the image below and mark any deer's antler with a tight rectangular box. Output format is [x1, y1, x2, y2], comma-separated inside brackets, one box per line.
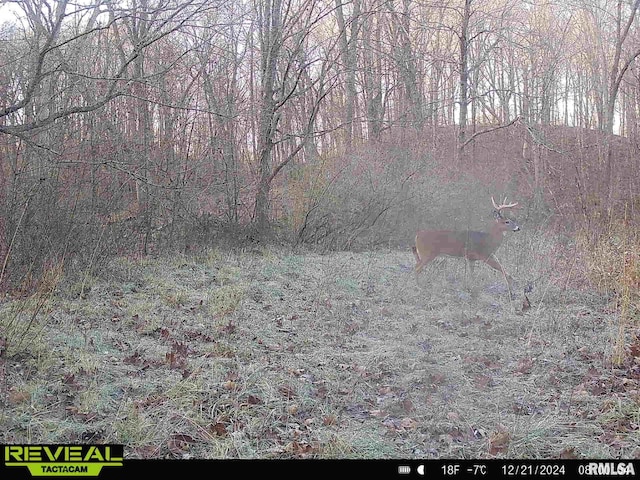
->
[491, 196, 519, 211]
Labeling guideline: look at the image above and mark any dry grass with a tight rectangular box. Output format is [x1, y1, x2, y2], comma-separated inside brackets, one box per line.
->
[0, 232, 638, 459]
[576, 220, 640, 366]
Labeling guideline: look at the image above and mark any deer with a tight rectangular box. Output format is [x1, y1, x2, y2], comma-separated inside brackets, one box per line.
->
[412, 197, 520, 293]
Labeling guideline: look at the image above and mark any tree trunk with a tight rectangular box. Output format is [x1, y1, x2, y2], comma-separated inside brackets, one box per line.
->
[335, 0, 359, 148]
[254, 0, 282, 233]
[458, 0, 472, 156]
[363, 14, 383, 141]
[602, 0, 640, 206]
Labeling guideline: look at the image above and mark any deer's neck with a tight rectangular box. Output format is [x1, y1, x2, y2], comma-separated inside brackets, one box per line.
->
[487, 222, 506, 247]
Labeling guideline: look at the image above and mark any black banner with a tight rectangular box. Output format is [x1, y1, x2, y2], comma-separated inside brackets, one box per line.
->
[1, 446, 639, 479]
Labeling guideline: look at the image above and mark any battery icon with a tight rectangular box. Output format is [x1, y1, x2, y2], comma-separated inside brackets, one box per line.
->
[398, 465, 411, 474]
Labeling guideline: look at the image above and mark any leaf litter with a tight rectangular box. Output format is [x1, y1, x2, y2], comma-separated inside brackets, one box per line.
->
[0, 248, 638, 458]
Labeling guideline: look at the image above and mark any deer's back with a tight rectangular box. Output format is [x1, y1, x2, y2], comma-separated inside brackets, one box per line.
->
[415, 229, 498, 260]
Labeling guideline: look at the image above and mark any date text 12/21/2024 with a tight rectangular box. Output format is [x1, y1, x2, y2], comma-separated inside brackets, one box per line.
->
[434, 461, 636, 477]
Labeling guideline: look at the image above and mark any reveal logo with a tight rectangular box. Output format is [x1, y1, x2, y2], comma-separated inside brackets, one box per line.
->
[4, 445, 123, 477]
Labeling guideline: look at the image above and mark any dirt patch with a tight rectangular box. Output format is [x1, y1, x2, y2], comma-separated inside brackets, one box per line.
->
[0, 245, 638, 459]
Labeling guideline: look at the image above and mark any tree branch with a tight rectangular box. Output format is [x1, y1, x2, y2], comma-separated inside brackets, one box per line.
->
[462, 116, 520, 148]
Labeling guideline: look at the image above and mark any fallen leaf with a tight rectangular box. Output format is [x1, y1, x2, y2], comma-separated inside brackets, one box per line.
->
[559, 447, 577, 459]
[246, 394, 263, 405]
[475, 375, 494, 389]
[312, 385, 328, 399]
[345, 404, 370, 420]
[515, 358, 534, 374]
[428, 373, 446, 387]
[488, 430, 511, 456]
[378, 386, 393, 395]
[279, 385, 297, 399]
[208, 422, 228, 437]
[587, 381, 607, 395]
[166, 350, 187, 369]
[284, 441, 315, 456]
[323, 414, 338, 426]
[171, 341, 188, 356]
[8, 388, 30, 405]
[383, 416, 418, 432]
[343, 322, 360, 334]
[401, 398, 415, 413]
[72, 411, 97, 422]
[222, 380, 238, 391]
[447, 426, 471, 442]
[221, 322, 236, 334]
[124, 352, 145, 366]
[400, 417, 418, 430]
[63, 373, 79, 389]
[168, 433, 195, 457]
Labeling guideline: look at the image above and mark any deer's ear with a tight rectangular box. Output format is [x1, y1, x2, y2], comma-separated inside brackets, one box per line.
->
[493, 210, 502, 220]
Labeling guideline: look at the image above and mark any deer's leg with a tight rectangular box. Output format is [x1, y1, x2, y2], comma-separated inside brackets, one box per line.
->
[483, 255, 514, 292]
[412, 246, 421, 265]
[466, 259, 476, 275]
[483, 255, 505, 274]
[414, 252, 437, 286]
[462, 259, 476, 290]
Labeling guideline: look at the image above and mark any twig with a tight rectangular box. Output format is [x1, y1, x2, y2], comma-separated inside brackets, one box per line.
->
[462, 116, 520, 148]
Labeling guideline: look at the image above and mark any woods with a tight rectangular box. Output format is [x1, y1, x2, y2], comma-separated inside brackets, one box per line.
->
[1, 0, 640, 289]
[3, 0, 640, 460]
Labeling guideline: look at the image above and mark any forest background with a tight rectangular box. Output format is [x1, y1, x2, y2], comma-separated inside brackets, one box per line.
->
[1, 0, 640, 459]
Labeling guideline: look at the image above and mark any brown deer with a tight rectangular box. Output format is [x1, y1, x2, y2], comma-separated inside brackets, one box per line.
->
[412, 197, 520, 291]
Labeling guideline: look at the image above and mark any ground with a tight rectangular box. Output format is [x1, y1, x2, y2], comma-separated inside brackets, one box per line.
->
[1, 245, 638, 459]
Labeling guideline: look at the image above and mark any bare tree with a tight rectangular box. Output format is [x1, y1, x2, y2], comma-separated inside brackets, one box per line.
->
[334, 0, 361, 147]
[386, 0, 424, 130]
[579, 0, 640, 203]
[252, 0, 336, 233]
[458, 0, 472, 152]
[0, 0, 209, 138]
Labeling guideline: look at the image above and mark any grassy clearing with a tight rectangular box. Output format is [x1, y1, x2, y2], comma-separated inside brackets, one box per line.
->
[0, 233, 638, 459]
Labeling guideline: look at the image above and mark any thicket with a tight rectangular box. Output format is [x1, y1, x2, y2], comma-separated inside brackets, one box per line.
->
[1, 125, 639, 364]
